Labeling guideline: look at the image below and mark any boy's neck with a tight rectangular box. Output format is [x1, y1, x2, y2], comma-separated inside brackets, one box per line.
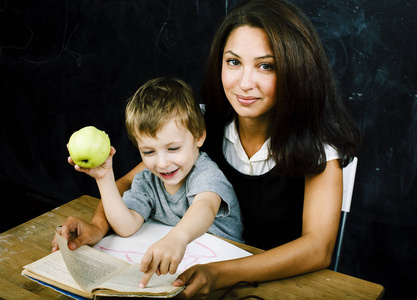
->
[164, 182, 184, 195]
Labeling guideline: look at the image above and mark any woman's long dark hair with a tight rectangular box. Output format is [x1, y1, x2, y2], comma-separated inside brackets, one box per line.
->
[203, 0, 360, 177]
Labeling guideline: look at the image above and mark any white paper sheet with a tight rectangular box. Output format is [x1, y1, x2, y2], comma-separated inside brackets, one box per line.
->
[93, 219, 251, 272]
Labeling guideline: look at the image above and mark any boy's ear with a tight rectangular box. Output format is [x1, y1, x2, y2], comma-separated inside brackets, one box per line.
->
[197, 130, 206, 147]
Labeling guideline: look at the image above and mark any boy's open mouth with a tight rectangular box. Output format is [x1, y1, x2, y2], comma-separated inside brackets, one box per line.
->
[160, 169, 179, 178]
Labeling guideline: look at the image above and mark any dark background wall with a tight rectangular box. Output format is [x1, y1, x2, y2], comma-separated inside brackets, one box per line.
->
[1, 0, 416, 298]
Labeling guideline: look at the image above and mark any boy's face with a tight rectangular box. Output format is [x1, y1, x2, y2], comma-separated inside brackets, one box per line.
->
[135, 118, 205, 195]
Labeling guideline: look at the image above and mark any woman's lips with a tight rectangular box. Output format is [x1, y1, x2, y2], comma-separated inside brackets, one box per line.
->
[236, 95, 259, 105]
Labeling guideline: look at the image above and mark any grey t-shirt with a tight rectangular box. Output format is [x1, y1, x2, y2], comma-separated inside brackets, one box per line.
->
[122, 152, 244, 243]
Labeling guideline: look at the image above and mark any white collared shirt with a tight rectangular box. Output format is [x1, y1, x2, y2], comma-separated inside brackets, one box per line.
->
[222, 121, 340, 176]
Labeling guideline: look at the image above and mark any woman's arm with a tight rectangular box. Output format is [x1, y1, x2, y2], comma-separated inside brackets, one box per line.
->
[174, 160, 342, 298]
[52, 161, 145, 251]
[115, 162, 146, 196]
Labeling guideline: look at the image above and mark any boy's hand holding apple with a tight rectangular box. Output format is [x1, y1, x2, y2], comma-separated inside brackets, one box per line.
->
[67, 126, 115, 179]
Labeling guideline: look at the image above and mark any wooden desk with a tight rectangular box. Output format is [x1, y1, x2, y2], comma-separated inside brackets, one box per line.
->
[0, 196, 384, 299]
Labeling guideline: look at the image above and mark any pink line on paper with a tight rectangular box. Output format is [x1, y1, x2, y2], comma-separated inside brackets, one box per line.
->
[97, 246, 145, 264]
[180, 240, 217, 270]
[97, 240, 218, 270]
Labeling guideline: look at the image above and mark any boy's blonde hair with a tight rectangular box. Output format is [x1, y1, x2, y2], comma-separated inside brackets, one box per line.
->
[125, 77, 205, 148]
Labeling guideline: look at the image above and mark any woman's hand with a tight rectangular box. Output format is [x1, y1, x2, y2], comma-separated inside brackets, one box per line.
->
[173, 263, 218, 299]
[138, 235, 187, 288]
[51, 215, 107, 251]
[52, 161, 143, 252]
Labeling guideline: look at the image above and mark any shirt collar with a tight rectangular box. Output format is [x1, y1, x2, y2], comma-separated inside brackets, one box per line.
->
[224, 121, 271, 163]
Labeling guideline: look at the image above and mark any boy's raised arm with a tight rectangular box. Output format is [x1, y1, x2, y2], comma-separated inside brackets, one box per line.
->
[138, 191, 222, 288]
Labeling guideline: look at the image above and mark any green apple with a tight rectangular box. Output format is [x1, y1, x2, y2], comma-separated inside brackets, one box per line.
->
[68, 126, 111, 168]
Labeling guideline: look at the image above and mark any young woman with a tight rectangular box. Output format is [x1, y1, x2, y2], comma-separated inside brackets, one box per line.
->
[53, 0, 360, 298]
[170, 0, 360, 296]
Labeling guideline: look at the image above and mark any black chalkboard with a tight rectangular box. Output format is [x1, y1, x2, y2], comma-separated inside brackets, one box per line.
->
[1, 0, 416, 225]
[0, 0, 239, 201]
[293, 0, 417, 225]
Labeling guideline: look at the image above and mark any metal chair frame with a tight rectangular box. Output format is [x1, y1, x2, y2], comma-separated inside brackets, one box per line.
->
[334, 157, 358, 272]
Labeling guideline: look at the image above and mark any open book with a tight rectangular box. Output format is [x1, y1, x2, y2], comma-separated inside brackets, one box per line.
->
[22, 220, 252, 299]
[22, 233, 183, 299]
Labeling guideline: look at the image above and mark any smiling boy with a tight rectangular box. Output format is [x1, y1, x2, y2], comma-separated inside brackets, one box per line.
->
[71, 77, 243, 288]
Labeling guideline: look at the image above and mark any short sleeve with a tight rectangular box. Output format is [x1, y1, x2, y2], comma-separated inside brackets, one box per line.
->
[122, 171, 156, 221]
[186, 153, 238, 217]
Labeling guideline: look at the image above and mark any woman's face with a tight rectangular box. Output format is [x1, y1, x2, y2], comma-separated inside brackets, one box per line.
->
[221, 26, 277, 121]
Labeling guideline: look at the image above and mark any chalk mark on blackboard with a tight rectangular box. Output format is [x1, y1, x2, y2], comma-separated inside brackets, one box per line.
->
[0, 0, 6, 12]
[0, 1, 33, 52]
[154, 0, 175, 74]
[16, 0, 81, 66]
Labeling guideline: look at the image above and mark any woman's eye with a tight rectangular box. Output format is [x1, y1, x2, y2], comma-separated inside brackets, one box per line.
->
[226, 59, 240, 66]
[260, 63, 274, 70]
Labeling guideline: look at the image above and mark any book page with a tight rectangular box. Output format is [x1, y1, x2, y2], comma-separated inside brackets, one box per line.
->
[22, 250, 85, 293]
[95, 263, 183, 296]
[93, 219, 252, 271]
[56, 232, 130, 292]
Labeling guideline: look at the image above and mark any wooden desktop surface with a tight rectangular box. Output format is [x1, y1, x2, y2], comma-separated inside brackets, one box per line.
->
[0, 195, 384, 299]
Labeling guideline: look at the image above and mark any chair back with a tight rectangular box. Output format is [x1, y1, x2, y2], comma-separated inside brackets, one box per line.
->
[342, 157, 358, 213]
[334, 156, 358, 272]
